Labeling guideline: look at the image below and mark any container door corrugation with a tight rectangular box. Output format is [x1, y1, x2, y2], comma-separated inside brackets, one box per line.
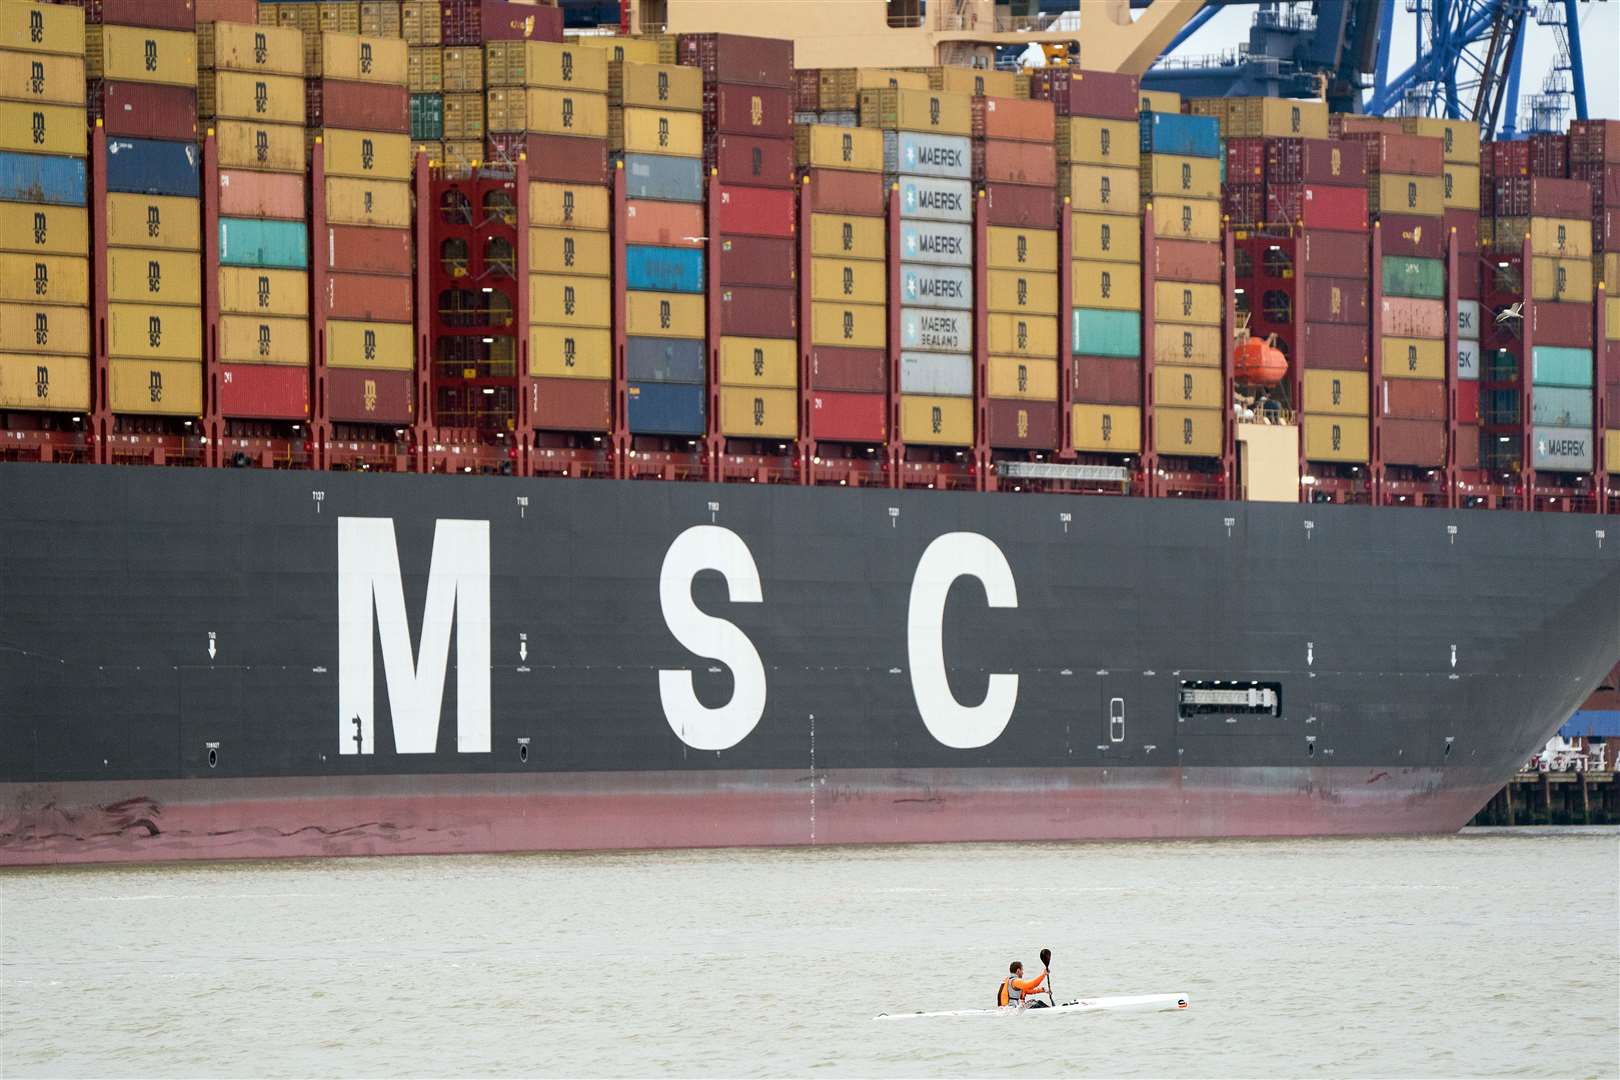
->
[107, 304, 201, 361]
[0, 301, 87, 354]
[1372, 173, 1443, 217]
[810, 258, 885, 305]
[719, 386, 797, 439]
[108, 358, 201, 415]
[795, 125, 883, 172]
[899, 263, 972, 310]
[0, 252, 86, 304]
[1072, 403, 1142, 453]
[0, 3, 85, 58]
[1303, 370, 1370, 415]
[0, 102, 85, 156]
[1149, 197, 1222, 242]
[1072, 307, 1142, 358]
[986, 312, 1058, 359]
[107, 249, 201, 307]
[530, 181, 609, 230]
[1071, 260, 1143, 311]
[0, 53, 85, 105]
[1155, 406, 1222, 457]
[529, 228, 610, 278]
[809, 213, 885, 261]
[857, 88, 972, 136]
[219, 268, 310, 317]
[1062, 118, 1140, 168]
[198, 71, 303, 124]
[1153, 281, 1222, 325]
[1381, 337, 1446, 379]
[529, 326, 613, 379]
[900, 394, 973, 445]
[900, 352, 973, 396]
[609, 60, 701, 112]
[529, 274, 613, 330]
[220, 217, 308, 268]
[900, 308, 971, 353]
[611, 107, 702, 156]
[0, 203, 87, 256]
[0, 352, 88, 410]
[1153, 322, 1222, 366]
[718, 336, 797, 389]
[487, 40, 608, 91]
[1070, 211, 1141, 263]
[625, 290, 704, 339]
[987, 269, 1058, 316]
[896, 176, 973, 223]
[1066, 165, 1140, 215]
[217, 315, 311, 365]
[326, 320, 413, 371]
[1153, 364, 1222, 409]
[197, 22, 304, 76]
[308, 33, 408, 85]
[1140, 154, 1221, 199]
[898, 220, 972, 267]
[987, 356, 1058, 401]
[87, 27, 198, 87]
[811, 302, 886, 348]
[1531, 257, 1594, 303]
[318, 130, 414, 180]
[325, 178, 412, 228]
[106, 194, 199, 251]
[986, 227, 1058, 271]
[1304, 415, 1370, 462]
[215, 121, 306, 172]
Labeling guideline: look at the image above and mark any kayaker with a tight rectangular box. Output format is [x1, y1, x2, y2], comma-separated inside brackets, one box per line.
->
[997, 961, 1050, 1009]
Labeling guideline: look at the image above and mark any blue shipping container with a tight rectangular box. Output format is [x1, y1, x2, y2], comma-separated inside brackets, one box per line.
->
[1073, 308, 1142, 358]
[628, 381, 706, 435]
[1139, 113, 1221, 159]
[219, 217, 309, 269]
[106, 138, 200, 197]
[623, 154, 704, 203]
[627, 337, 706, 384]
[625, 245, 705, 293]
[0, 150, 87, 205]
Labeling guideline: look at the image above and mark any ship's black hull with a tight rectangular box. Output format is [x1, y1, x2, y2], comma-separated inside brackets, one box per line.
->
[1, 464, 1615, 864]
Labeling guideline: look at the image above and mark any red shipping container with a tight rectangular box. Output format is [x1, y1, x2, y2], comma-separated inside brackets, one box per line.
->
[1530, 301, 1594, 349]
[306, 81, 409, 134]
[1305, 276, 1370, 324]
[1301, 231, 1370, 278]
[1353, 133, 1443, 176]
[1266, 184, 1367, 231]
[678, 34, 795, 88]
[705, 83, 793, 138]
[1153, 239, 1221, 283]
[707, 134, 796, 189]
[89, 82, 198, 141]
[972, 97, 1055, 144]
[440, 0, 562, 46]
[794, 69, 821, 113]
[1380, 297, 1446, 338]
[626, 200, 705, 247]
[975, 140, 1057, 187]
[1302, 321, 1370, 371]
[1265, 138, 1368, 187]
[1378, 213, 1446, 259]
[1606, 383, 1620, 424]
[1455, 261, 1481, 301]
[1456, 424, 1480, 469]
[1529, 133, 1567, 178]
[987, 400, 1059, 450]
[1489, 139, 1530, 177]
[1457, 381, 1481, 424]
[809, 347, 886, 393]
[219, 364, 307, 421]
[717, 185, 796, 237]
[809, 390, 886, 442]
[321, 226, 412, 275]
[86, 0, 195, 28]
[985, 182, 1056, 228]
[1380, 418, 1446, 465]
[530, 376, 610, 431]
[1382, 378, 1446, 420]
[1492, 176, 1591, 218]
[1226, 138, 1266, 186]
[1443, 208, 1481, 252]
[801, 169, 885, 216]
[719, 285, 797, 337]
[1570, 119, 1620, 165]
[218, 169, 303, 220]
[195, 0, 257, 21]
[324, 273, 414, 323]
[717, 234, 796, 288]
[1223, 184, 1264, 228]
[329, 369, 414, 425]
[1072, 355, 1143, 404]
[1028, 69, 1139, 121]
[489, 133, 608, 185]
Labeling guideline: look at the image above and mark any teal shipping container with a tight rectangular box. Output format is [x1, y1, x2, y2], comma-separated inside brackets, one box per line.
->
[1530, 345, 1593, 388]
[411, 94, 444, 142]
[1073, 307, 1142, 358]
[625, 245, 705, 293]
[219, 217, 310, 269]
[1530, 386, 1593, 428]
[1381, 256, 1445, 300]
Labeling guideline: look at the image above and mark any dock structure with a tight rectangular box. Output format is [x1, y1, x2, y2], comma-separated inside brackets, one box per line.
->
[1470, 771, 1620, 827]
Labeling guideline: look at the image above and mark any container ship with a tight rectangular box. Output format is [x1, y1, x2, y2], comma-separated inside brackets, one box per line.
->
[1, 0, 1617, 866]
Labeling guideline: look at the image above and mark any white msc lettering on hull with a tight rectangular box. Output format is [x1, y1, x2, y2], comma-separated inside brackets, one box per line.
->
[908, 532, 1019, 749]
[337, 517, 491, 754]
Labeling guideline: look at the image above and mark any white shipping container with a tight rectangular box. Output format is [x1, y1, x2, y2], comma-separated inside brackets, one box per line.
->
[1531, 426, 1592, 471]
[898, 221, 973, 267]
[900, 263, 973, 310]
[900, 307, 971, 352]
[897, 175, 973, 223]
[1456, 340, 1480, 381]
[1456, 299, 1481, 341]
[884, 131, 972, 180]
[900, 351, 973, 396]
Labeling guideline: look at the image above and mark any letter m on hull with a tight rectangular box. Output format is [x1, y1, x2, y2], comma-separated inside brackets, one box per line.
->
[338, 518, 491, 754]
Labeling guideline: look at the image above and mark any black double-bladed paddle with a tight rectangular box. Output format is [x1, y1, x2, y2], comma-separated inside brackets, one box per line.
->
[1040, 947, 1055, 1007]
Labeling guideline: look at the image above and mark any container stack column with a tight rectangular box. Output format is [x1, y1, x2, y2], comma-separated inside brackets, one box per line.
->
[402, 0, 443, 154]
[1574, 122, 1620, 508]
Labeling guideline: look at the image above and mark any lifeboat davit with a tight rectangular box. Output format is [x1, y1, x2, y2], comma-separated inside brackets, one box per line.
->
[1235, 335, 1288, 387]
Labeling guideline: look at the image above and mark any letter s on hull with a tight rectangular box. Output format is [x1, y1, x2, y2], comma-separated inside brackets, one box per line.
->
[908, 532, 1018, 748]
[659, 525, 767, 751]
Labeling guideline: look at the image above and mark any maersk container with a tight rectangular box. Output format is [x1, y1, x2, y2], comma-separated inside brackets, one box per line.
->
[626, 337, 705, 384]
[896, 175, 973, 224]
[1531, 386, 1594, 428]
[898, 221, 973, 267]
[105, 138, 200, 198]
[1530, 346, 1593, 388]
[900, 308, 971, 353]
[1073, 308, 1142, 358]
[1532, 425, 1593, 471]
[625, 245, 704, 294]
[0, 150, 86, 206]
[900, 263, 973, 310]
[219, 217, 310, 269]
[883, 131, 972, 180]
[900, 351, 973, 396]
[1381, 256, 1445, 300]
[627, 380, 706, 435]
[1139, 112, 1221, 159]
[623, 154, 704, 203]
[1457, 340, 1480, 381]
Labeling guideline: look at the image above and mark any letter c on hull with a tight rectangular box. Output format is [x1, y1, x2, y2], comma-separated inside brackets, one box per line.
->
[908, 532, 1019, 748]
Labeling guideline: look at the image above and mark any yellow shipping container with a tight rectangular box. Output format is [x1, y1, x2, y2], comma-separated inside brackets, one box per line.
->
[1070, 211, 1141, 264]
[1071, 259, 1142, 311]
[106, 194, 199, 251]
[1605, 252, 1617, 292]
[1153, 323, 1223, 367]
[1528, 217, 1593, 259]
[609, 60, 701, 111]
[1150, 196, 1223, 242]
[0, 301, 86, 354]
[325, 178, 412, 228]
[1062, 118, 1140, 168]
[1227, 97, 1328, 139]
[1067, 164, 1140, 215]
[1608, 297, 1620, 341]
[1531, 256, 1594, 302]
[0, 2, 84, 58]
[0, 51, 83, 104]
[86, 26, 196, 86]
[407, 44, 441, 92]
[1138, 89, 1180, 114]
[1304, 415, 1370, 462]
[988, 269, 1058, 316]
[986, 226, 1057, 271]
[0, 252, 85, 304]
[809, 212, 885, 260]
[529, 227, 611, 278]
[567, 35, 662, 65]
[497, 87, 608, 137]
[109, 357, 201, 415]
[1403, 117, 1481, 164]
[197, 21, 304, 76]
[400, 0, 440, 45]
[854, 68, 929, 92]
[1303, 370, 1370, 416]
[441, 92, 484, 139]
[1381, 336, 1446, 379]
[308, 32, 407, 84]
[986, 312, 1058, 359]
[810, 257, 886, 305]
[107, 248, 201, 307]
[1072, 403, 1141, 453]
[719, 386, 797, 439]
[1154, 364, 1224, 409]
[1373, 173, 1443, 217]
[1154, 281, 1223, 326]
[1608, 431, 1620, 473]
[529, 326, 613, 379]
[0, 101, 83, 155]
[987, 356, 1058, 401]
[1140, 154, 1221, 199]
[530, 274, 613, 329]
[439, 139, 482, 167]
[611, 107, 702, 156]
[107, 303, 201, 361]
[857, 88, 972, 136]
[0, 352, 87, 410]
[1441, 164, 1480, 210]
[215, 119, 305, 172]
[530, 182, 610, 231]
[219, 268, 309, 317]
[439, 46, 482, 91]
[795, 124, 884, 173]
[317, 129, 414, 179]
[939, 66, 1018, 98]
[489, 40, 609, 92]
[217, 314, 311, 365]
[0, 202, 86, 255]
[198, 71, 304, 123]
[718, 336, 798, 389]
[810, 301, 886, 348]
[1156, 406, 1222, 457]
[900, 394, 972, 445]
[327, 320, 414, 370]
[625, 290, 704, 339]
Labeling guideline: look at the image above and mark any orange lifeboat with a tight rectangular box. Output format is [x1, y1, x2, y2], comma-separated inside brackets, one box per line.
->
[1235, 333, 1288, 387]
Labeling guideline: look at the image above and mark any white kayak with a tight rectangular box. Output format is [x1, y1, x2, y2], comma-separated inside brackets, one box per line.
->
[875, 994, 1190, 1020]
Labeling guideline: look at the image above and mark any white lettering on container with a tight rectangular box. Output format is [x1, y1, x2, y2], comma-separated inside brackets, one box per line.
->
[908, 532, 1019, 749]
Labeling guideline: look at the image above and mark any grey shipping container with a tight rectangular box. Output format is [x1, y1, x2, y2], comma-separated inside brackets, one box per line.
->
[900, 351, 973, 396]
[1531, 425, 1592, 471]
[623, 153, 704, 203]
[627, 337, 706, 384]
[884, 131, 972, 180]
